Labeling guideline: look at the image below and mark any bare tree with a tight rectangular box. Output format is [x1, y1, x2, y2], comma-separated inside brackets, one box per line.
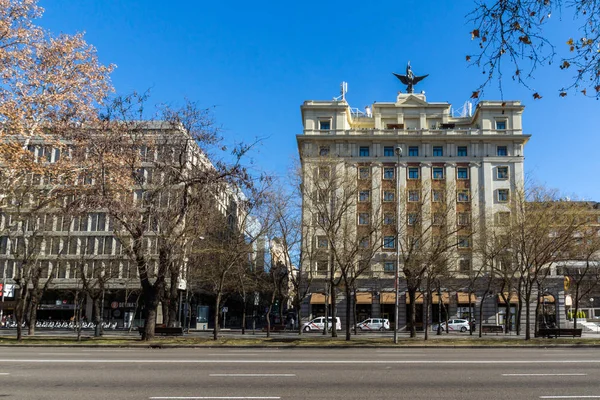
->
[508, 185, 588, 339]
[467, 0, 600, 99]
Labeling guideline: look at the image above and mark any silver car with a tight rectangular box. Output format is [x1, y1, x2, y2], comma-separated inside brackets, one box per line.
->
[438, 319, 471, 332]
[356, 318, 390, 331]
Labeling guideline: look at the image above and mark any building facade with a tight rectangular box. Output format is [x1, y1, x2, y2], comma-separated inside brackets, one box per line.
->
[297, 90, 567, 332]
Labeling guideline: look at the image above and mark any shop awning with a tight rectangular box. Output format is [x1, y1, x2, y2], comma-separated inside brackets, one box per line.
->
[405, 292, 424, 304]
[405, 292, 449, 304]
[457, 292, 477, 304]
[310, 293, 331, 304]
[355, 292, 372, 304]
[538, 294, 555, 304]
[431, 292, 450, 304]
[380, 292, 396, 304]
[497, 293, 519, 304]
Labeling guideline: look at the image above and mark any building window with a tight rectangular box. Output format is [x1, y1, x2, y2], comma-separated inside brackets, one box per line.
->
[383, 236, 396, 249]
[384, 261, 395, 273]
[383, 190, 395, 202]
[384, 213, 395, 225]
[359, 167, 370, 179]
[433, 146, 443, 157]
[359, 237, 370, 248]
[407, 213, 419, 226]
[457, 146, 468, 157]
[498, 189, 509, 202]
[497, 146, 508, 156]
[318, 166, 330, 179]
[458, 236, 471, 248]
[458, 212, 471, 226]
[497, 166, 509, 179]
[432, 213, 443, 226]
[408, 146, 419, 157]
[432, 167, 444, 180]
[316, 260, 328, 273]
[496, 120, 507, 130]
[359, 146, 370, 157]
[319, 146, 330, 156]
[359, 190, 370, 202]
[457, 190, 470, 202]
[495, 211, 510, 226]
[432, 190, 444, 202]
[383, 146, 395, 157]
[408, 190, 420, 202]
[459, 259, 471, 273]
[457, 167, 468, 180]
[358, 213, 370, 225]
[317, 236, 328, 249]
[408, 167, 419, 180]
[383, 167, 395, 180]
[319, 120, 331, 130]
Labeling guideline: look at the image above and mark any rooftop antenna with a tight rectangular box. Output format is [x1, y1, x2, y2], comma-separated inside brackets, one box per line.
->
[334, 81, 348, 101]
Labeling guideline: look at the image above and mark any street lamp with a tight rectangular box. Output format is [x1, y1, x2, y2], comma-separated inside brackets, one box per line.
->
[394, 145, 402, 344]
[591, 298, 595, 319]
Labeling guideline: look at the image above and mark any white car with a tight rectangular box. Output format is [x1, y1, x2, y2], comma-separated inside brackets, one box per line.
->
[438, 319, 471, 332]
[302, 317, 341, 332]
[356, 318, 390, 331]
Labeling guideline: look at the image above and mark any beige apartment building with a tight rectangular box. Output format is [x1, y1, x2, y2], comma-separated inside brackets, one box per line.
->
[296, 90, 566, 331]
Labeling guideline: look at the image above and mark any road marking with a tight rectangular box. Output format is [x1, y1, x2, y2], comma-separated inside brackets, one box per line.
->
[540, 397, 600, 399]
[150, 397, 281, 399]
[503, 373, 587, 376]
[210, 374, 295, 377]
[0, 373, 9, 375]
[38, 353, 91, 356]
[1, 359, 600, 364]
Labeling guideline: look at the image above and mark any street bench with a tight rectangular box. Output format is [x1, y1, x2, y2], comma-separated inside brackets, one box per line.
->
[537, 328, 582, 338]
[481, 325, 504, 334]
[138, 326, 184, 336]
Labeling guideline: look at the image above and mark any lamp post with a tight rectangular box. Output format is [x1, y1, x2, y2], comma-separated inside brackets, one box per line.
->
[591, 298, 595, 320]
[394, 145, 402, 344]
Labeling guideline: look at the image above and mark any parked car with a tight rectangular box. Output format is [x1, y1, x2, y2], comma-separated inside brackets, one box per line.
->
[437, 319, 471, 332]
[302, 317, 341, 332]
[356, 318, 390, 331]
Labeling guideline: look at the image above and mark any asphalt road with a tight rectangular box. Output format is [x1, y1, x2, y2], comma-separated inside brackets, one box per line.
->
[0, 347, 599, 399]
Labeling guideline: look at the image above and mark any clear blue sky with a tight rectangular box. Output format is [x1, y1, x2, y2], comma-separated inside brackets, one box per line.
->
[39, 0, 599, 200]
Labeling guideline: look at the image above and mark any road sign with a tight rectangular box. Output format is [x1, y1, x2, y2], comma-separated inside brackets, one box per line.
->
[222, 307, 228, 313]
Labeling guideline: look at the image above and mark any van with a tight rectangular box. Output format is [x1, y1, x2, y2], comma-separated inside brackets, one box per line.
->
[302, 316, 341, 332]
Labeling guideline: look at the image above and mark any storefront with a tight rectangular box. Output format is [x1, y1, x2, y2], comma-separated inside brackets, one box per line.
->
[309, 293, 331, 319]
[497, 293, 518, 330]
[355, 292, 372, 322]
[379, 292, 396, 322]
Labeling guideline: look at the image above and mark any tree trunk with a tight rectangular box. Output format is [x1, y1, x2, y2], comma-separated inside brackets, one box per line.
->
[15, 285, 28, 342]
[424, 291, 430, 341]
[213, 292, 221, 340]
[241, 297, 247, 335]
[141, 287, 160, 341]
[345, 286, 352, 341]
[27, 293, 39, 336]
[93, 296, 101, 337]
[330, 283, 337, 338]
[408, 288, 417, 338]
[166, 274, 179, 327]
[524, 292, 531, 340]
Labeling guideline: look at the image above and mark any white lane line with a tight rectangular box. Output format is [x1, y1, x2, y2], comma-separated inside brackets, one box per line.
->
[210, 374, 295, 377]
[540, 397, 600, 399]
[150, 397, 280, 399]
[1, 359, 600, 364]
[0, 373, 9, 375]
[504, 373, 587, 376]
[38, 353, 91, 356]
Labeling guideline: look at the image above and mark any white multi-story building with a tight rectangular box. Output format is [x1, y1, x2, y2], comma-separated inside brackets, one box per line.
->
[298, 91, 532, 329]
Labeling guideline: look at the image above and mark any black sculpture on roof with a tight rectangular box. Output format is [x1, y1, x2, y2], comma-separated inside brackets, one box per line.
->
[393, 61, 428, 93]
